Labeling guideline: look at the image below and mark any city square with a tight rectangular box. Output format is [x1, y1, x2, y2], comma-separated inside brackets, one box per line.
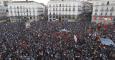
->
[0, 0, 115, 60]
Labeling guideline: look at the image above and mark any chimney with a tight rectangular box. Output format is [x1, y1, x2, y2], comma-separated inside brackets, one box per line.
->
[26, 0, 28, 2]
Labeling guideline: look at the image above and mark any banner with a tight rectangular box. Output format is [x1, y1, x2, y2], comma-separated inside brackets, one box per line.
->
[74, 35, 77, 43]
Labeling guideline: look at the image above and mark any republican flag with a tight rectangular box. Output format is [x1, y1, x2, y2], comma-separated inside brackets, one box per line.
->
[103, 24, 108, 33]
[99, 16, 102, 20]
[97, 23, 101, 31]
[110, 17, 112, 20]
[93, 16, 96, 20]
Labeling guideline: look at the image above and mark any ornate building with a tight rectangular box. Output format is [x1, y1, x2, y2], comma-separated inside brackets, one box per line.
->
[7, 1, 46, 22]
[48, 0, 91, 22]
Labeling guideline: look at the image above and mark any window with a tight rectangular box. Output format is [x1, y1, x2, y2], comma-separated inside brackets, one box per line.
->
[62, 4, 64, 7]
[53, 8, 55, 11]
[101, 3, 104, 6]
[49, 5, 51, 7]
[110, 7, 114, 11]
[56, 8, 57, 11]
[105, 13, 107, 16]
[66, 8, 67, 11]
[33, 8, 35, 12]
[53, 5, 55, 7]
[60, 4, 61, 7]
[17, 6, 19, 9]
[53, 15, 55, 18]
[106, 7, 109, 11]
[14, 10, 16, 13]
[17, 11, 19, 16]
[69, 8, 71, 11]
[53, 13, 55, 15]
[73, 16, 75, 19]
[62, 8, 64, 11]
[95, 13, 97, 16]
[59, 8, 61, 11]
[100, 13, 102, 15]
[110, 13, 112, 16]
[49, 13, 51, 15]
[66, 5, 68, 7]
[69, 5, 71, 7]
[6, 10, 8, 12]
[95, 9, 98, 12]
[20, 6, 22, 9]
[10, 10, 12, 13]
[56, 4, 58, 7]
[73, 5, 75, 8]
[107, 1, 109, 5]
[10, 6, 12, 8]
[26, 9, 28, 12]
[68, 16, 71, 19]
[78, 8, 81, 11]
[100, 8, 103, 11]
[73, 8, 75, 11]
[50, 19, 52, 21]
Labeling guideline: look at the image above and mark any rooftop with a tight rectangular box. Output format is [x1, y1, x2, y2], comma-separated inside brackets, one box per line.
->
[11, 1, 36, 3]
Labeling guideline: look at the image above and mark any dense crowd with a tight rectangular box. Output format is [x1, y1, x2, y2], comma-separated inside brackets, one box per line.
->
[0, 20, 115, 60]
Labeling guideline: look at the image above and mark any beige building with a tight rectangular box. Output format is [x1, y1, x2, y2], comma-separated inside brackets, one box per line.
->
[48, 0, 92, 22]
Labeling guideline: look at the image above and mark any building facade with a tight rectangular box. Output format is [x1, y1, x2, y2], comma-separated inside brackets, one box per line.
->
[48, 0, 92, 22]
[7, 1, 46, 22]
[82, 2, 92, 13]
[87, 0, 115, 3]
[92, 1, 115, 24]
[0, 5, 6, 20]
[0, 0, 11, 21]
[0, 0, 12, 5]
[87, 0, 100, 3]
[48, 0, 85, 22]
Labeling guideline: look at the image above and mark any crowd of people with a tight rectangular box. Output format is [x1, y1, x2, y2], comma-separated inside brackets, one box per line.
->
[0, 20, 115, 60]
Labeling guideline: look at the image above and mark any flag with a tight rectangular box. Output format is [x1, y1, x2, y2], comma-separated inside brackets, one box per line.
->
[110, 17, 112, 20]
[93, 16, 96, 20]
[99, 16, 102, 20]
[74, 35, 78, 43]
[97, 23, 101, 31]
[103, 24, 108, 33]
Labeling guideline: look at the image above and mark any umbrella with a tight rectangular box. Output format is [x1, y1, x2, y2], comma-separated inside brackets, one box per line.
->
[100, 38, 115, 47]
